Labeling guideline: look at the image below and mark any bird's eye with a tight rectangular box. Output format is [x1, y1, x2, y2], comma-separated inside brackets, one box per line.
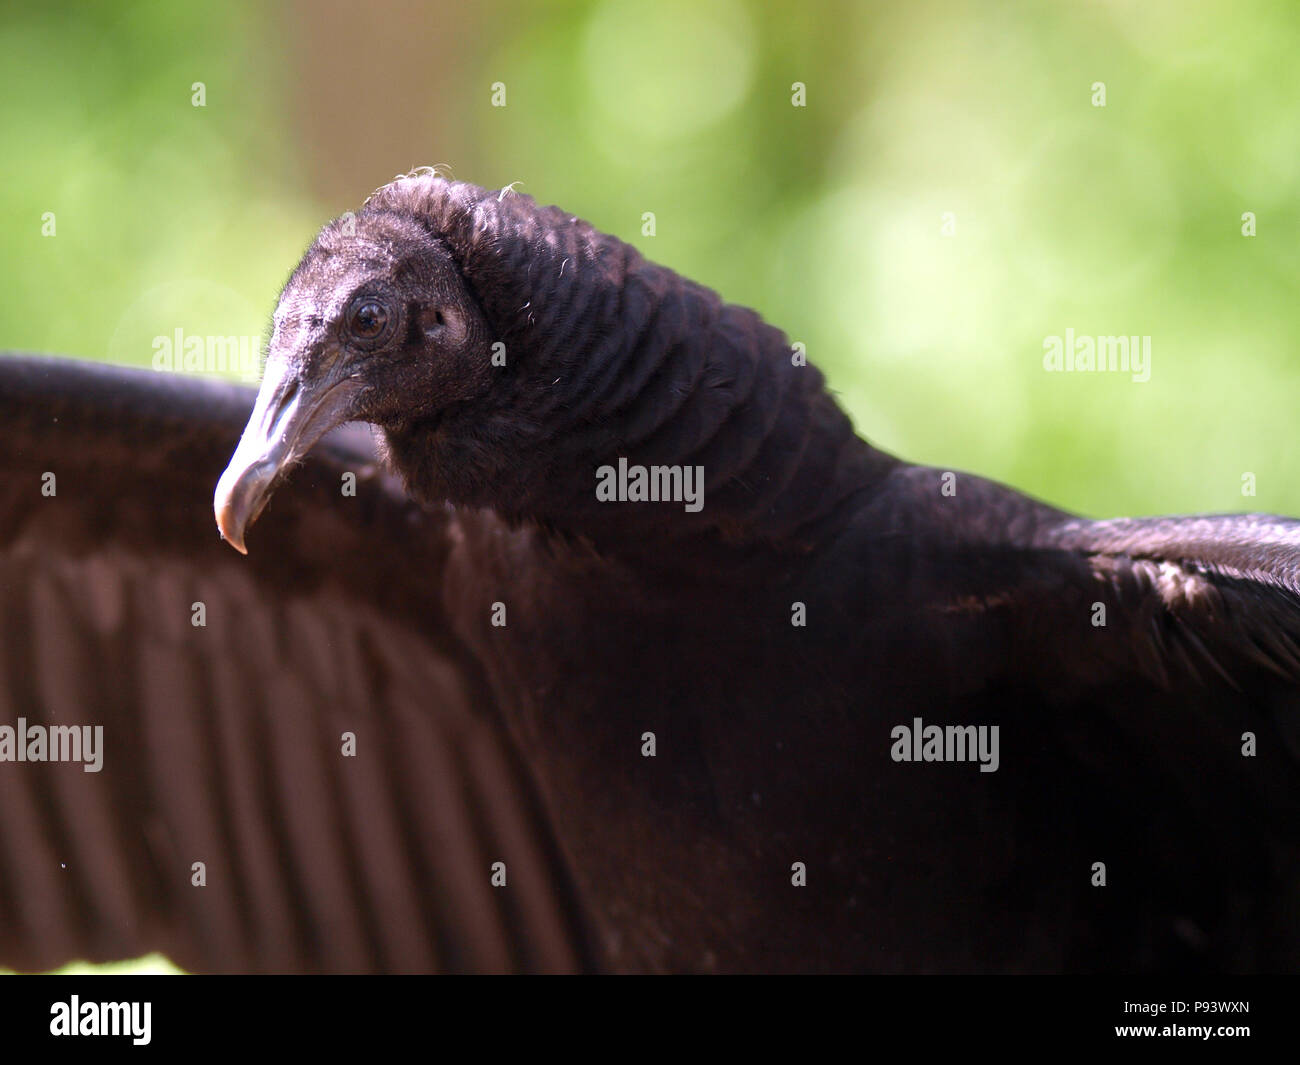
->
[347, 298, 389, 342]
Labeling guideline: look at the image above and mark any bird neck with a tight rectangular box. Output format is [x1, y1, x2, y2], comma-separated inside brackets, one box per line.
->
[388, 257, 895, 567]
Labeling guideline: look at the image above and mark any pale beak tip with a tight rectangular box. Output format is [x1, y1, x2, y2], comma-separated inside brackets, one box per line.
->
[221, 529, 250, 556]
[215, 493, 250, 555]
[213, 369, 361, 557]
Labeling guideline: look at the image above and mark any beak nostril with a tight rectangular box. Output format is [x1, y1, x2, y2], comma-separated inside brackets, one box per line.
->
[264, 377, 301, 435]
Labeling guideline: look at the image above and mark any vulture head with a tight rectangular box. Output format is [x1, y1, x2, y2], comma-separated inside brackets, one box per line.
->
[218, 172, 867, 555]
[215, 195, 496, 552]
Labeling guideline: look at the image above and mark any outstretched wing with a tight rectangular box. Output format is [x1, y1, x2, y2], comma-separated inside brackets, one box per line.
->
[843, 465, 1300, 970]
[1035, 513, 1300, 691]
[0, 354, 594, 973]
[1034, 512, 1300, 969]
[871, 465, 1300, 696]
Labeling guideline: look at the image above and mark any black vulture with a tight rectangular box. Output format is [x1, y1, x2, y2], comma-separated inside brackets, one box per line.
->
[2, 173, 1300, 973]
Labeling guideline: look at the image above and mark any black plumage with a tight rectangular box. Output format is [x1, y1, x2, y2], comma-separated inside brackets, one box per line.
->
[3, 173, 1300, 972]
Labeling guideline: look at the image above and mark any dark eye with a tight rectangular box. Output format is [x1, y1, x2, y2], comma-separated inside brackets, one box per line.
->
[347, 298, 388, 341]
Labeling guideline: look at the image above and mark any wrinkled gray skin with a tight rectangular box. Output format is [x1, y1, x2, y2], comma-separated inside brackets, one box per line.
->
[216, 213, 491, 552]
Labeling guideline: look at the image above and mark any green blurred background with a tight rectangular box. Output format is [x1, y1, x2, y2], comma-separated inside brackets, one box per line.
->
[5, 0, 1299, 517]
[0, 0, 1297, 976]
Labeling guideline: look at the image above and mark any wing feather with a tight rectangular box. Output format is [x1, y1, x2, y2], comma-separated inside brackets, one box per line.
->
[0, 354, 594, 973]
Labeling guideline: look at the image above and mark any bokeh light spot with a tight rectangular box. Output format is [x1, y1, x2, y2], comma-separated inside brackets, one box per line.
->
[583, 0, 756, 142]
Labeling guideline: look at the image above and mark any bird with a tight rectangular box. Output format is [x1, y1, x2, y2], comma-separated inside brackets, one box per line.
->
[3, 171, 1300, 973]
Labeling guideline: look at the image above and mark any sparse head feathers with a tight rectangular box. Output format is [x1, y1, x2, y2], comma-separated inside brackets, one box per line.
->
[355, 173, 623, 357]
[256, 174, 865, 544]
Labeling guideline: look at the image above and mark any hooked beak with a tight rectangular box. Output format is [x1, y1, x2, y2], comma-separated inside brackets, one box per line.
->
[214, 363, 364, 554]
